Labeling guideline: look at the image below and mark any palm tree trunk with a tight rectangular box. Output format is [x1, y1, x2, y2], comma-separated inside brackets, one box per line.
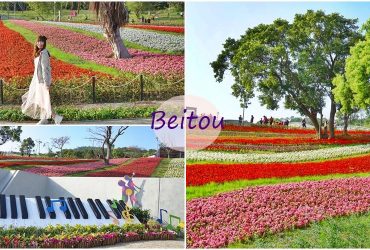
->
[105, 28, 131, 59]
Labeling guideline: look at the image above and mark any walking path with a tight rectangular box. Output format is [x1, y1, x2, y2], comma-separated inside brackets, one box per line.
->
[101, 240, 184, 249]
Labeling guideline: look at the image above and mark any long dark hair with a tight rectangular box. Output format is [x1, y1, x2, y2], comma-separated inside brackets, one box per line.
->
[34, 35, 50, 58]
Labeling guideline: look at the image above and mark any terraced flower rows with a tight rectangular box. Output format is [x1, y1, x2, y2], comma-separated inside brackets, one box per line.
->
[187, 177, 370, 248]
[0, 21, 98, 80]
[23, 158, 128, 177]
[11, 20, 183, 78]
[2, 157, 164, 177]
[186, 125, 370, 248]
[86, 157, 162, 177]
[43, 21, 184, 52]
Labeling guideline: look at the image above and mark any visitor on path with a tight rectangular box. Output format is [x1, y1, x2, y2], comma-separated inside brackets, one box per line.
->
[269, 116, 274, 126]
[238, 115, 243, 125]
[250, 115, 254, 124]
[284, 119, 289, 126]
[259, 118, 263, 125]
[302, 118, 306, 128]
[21, 35, 63, 125]
[263, 115, 268, 125]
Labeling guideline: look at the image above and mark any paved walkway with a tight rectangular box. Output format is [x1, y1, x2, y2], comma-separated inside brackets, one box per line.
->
[101, 240, 184, 249]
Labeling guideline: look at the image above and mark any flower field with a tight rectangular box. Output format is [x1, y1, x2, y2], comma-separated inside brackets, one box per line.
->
[1, 157, 168, 177]
[86, 157, 162, 177]
[186, 124, 370, 248]
[0, 19, 184, 105]
[187, 177, 370, 248]
[126, 24, 184, 34]
[163, 158, 184, 178]
[0, 21, 98, 80]
[22, 158, 128, 177]
[12, 20, 183, 77]
[43, 21, 184, 52]
[0, 158, 97, 169]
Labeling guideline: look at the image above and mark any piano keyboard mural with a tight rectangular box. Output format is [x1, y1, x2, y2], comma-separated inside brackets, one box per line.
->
[0, 125, 185, 248]
[0, 168, 185, 248]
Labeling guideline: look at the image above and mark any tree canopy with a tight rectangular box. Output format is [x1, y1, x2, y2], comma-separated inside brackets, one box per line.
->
[0, 126, 22, 145]
[211, 10, 362, 137]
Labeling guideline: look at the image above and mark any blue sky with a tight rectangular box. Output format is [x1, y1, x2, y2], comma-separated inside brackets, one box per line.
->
[0, 126, 162, 153]
[186, 2, 370, 120]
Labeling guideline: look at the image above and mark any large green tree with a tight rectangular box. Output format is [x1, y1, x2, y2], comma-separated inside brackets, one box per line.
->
[0, 126, 22, 145]
[27, 2, 54, 20]
[211, 10, 361, 138]
[20, 137, 35, 157]
[332, 75, 356, 134]
[341, 20, 370, 111]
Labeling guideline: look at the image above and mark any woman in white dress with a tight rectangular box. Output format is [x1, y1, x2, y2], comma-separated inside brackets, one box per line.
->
[21, 35, 63, 125]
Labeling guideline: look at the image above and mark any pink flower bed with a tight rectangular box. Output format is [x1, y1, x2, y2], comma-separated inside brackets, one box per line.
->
[186, 177, 370, 248]
[86, 157, 161, 177]
[24, 158, 128, 177]
[11, 20, 183, 78]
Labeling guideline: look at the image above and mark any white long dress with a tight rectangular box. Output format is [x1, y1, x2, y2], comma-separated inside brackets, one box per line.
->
[21, 52, 52, 119]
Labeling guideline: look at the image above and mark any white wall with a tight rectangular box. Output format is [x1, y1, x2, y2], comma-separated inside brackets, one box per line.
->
[1, 169, 184, 222]
[49, 177, 185, 222]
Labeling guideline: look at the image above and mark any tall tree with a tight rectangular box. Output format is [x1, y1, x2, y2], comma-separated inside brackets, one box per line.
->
[340, 20, 370, 111]
[20, 137, 35, 157]
[51, 136, 70, 157]
[0, 126, 22, 145]
[92, 2, 131, 59]
[28, 2, 54, 20]
[88, 126, 129, 165]
[332, 75, 358, 134]
[211, 10, 361, 138]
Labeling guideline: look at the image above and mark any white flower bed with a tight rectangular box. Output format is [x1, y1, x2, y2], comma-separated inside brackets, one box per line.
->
[163, 158, 184, 177]
[41, 21, 184, 52]
[187, 144, 370, 163]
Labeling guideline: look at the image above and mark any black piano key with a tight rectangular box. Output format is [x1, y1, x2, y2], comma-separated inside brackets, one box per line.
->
[67, 198, 80, 219]
[59, 197, 71, 219]
[95, 199, 110, 219]
[107, 199, 121, 219]
[87, 198, 101, 219]
[35, 196, 46, 219]
[10, 195, 18, 219]
[44, 196, 56, 219]
[75, 198, 88, 219]
[19, 195, 28, 219]
[118, 200, 134, 218]
[118, 200, 127, 210]
[0, 194, 7, 219]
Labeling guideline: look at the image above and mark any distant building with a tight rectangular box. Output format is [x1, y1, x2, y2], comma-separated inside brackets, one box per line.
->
[157, 147, 184, 158]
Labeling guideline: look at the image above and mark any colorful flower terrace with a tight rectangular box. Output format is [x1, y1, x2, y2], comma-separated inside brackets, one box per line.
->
[186, 124, 370, 248]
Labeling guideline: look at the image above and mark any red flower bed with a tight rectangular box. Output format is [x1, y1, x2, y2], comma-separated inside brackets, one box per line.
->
[126, 24, 184, 34]
[0, 155, 85, 160]
[86, 157, 161, 177]
[0, 159, 97, 168]
[0, 21, 99, 80]
[208, 137, 370, 146]
[186, 154, 370, 186]
[223, 124, 370, 136]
